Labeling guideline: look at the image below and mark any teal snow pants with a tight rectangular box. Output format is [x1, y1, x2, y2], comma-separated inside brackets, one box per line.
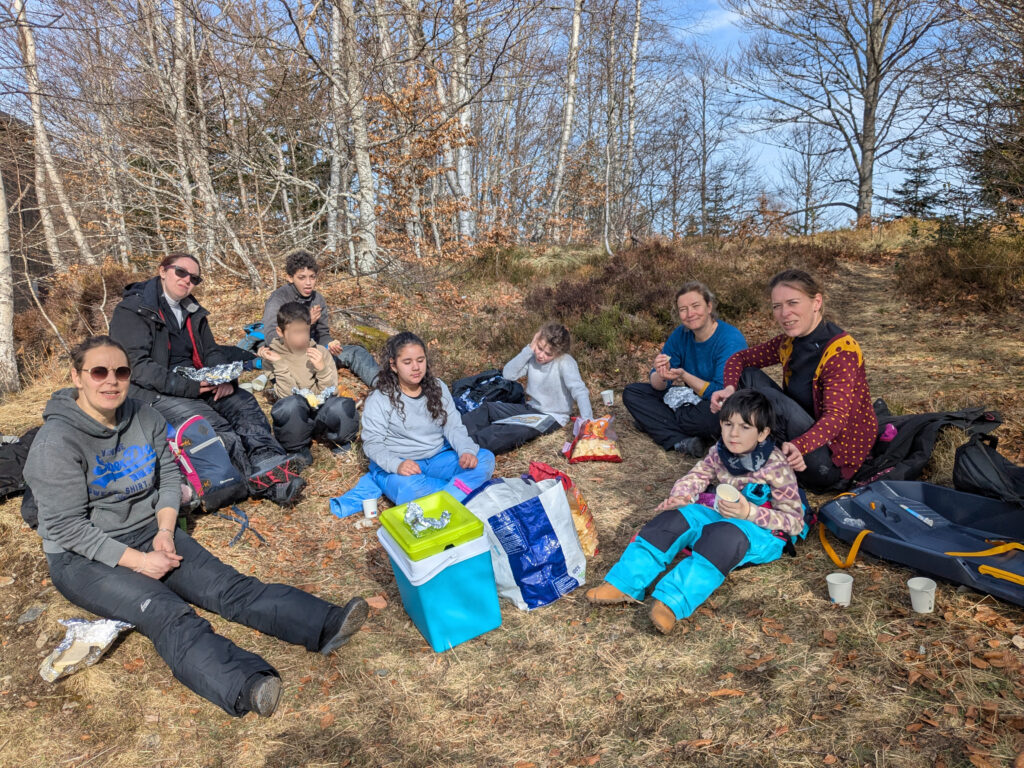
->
[604, 503, 786, 620]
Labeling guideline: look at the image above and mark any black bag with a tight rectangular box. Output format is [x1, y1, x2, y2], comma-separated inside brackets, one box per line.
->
[0, 426, 41, 529]
[451, 369, 525, 415]
[0, 426, 39, 500]
[953, 433, 1024, 506]
[853, 400, 1001, 485]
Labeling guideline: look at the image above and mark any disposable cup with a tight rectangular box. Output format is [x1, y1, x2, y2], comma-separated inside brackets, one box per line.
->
[907, 577, 936, 613]
[600, 389, 614, 407]
[826, 572, 853, 606]
[362, 497, 379, 519]
[714, 483, 740, 514]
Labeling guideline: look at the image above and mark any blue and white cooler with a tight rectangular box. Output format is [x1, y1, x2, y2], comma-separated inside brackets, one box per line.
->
[377, 490, 502, 652]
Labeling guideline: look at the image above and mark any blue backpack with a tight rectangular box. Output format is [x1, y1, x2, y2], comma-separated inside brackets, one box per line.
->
[167, 416, 248, 512]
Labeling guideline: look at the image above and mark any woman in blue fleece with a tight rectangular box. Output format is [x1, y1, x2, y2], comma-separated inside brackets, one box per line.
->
[362, 332, 495, 505]
[24, 336, 368, 718]
[622, 281, 746, 456]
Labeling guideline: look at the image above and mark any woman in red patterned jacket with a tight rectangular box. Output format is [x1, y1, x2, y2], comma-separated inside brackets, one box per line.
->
[710, 269, 877, 492]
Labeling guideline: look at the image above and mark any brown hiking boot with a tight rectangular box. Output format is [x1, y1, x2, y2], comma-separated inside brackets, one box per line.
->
[585, 582, 633, 604]
[650, 600, 677, 634]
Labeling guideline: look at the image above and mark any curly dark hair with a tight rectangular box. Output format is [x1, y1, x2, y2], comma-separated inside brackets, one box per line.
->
[284, 248, 319, 276]
[375, 332, 447, 426]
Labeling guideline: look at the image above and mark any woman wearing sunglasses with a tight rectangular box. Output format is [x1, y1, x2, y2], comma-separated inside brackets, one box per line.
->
[110, 253, 304, 506]
[23, 336, 369, 717]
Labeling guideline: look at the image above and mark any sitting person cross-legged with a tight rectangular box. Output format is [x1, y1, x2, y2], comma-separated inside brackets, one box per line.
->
[361, 332, 495, 505]
[623, 281, 746, 457]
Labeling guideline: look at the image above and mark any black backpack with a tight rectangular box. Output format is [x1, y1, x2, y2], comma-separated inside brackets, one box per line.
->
[853, 400, 1002, 485]
[953, 433, 1024, 507]
[451, 369, 525, 415]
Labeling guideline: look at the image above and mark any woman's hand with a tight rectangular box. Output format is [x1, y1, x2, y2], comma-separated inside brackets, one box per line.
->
[716, 496, 750, 519]
[655, 495, 691, 511]
[152, 529, 176, 556]
[306, 346, 326, 371]
[459, 453, 478, 470]
[397, 459, 421, 476]
[134, 550, 182, 579]
[709, 385, 735, 413]
[781, 442, 807, 472]
[211, 382, 233, 401]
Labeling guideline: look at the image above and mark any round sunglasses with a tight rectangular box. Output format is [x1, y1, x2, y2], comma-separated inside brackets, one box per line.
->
[83, 365, 132, 382]
[169, 265, 203, 285]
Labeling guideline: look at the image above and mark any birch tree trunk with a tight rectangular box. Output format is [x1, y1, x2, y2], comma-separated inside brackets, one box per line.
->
[13, 0, 97, 266]
[0, 169, 19, 394]
[335, 0, 378, 274]
[31, 148, 63, 270]
[620, 0, 641, 242]
[547, 0, 583, 242]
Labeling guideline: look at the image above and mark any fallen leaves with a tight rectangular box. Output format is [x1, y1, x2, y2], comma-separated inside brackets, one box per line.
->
[707, 688, 745, 698]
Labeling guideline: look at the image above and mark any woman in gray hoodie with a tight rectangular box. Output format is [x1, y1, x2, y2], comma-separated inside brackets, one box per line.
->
[24, 336, 368, 717]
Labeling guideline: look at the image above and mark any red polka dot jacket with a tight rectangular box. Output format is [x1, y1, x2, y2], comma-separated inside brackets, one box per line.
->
[722, 331, 878, 481]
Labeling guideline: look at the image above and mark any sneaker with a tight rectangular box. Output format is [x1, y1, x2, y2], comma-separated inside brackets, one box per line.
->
[328, 441, 353, 456]
[672, 437, 706, 457]
[248, 674, 282, 717]
[248, 456, 306, 506]
[585, 582, 634, 605]
[650, 599, 677, 634]
[319, 597, 370, 655]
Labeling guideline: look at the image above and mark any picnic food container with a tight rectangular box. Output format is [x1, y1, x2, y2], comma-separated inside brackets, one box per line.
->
[379, 490, 483, 561]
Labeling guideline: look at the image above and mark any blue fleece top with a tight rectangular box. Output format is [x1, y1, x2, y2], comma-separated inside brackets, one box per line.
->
[654, 321, 747, 399]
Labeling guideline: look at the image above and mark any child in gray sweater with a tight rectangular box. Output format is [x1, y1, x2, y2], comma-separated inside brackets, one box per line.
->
[462, 322, 594, 454]
[362, 332, 495, 504]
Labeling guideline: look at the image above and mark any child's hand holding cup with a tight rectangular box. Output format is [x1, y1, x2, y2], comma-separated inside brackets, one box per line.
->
[714, 483, 748, 518]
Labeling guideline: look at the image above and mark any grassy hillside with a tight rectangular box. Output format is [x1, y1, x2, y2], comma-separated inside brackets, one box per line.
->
[1, 229, 1023, 767]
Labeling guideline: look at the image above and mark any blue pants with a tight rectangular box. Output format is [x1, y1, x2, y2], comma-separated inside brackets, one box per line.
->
[369, 448, 496, 505]
[604, 504, 785, 620]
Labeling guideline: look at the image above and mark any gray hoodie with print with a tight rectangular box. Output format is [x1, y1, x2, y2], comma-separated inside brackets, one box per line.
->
[23, 388, 182, 567]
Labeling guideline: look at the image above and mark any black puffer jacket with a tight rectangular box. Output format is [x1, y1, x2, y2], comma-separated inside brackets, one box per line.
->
[110, 276, 253, 401]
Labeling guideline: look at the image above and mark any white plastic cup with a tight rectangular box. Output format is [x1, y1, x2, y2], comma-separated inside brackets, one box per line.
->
[362, 497, 379, 519]
[714, 483, 741, 514]
[826, 572, 854, 606]
[907, 577, 936, 614]
[601, 389, 614, 407]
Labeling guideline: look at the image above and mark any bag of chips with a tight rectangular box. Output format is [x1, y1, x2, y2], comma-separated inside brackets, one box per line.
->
[527, 461, 599, 556]
[562, 415, 622, 464]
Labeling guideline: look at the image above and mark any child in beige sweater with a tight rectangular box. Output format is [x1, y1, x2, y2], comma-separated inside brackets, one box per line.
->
[266, 302, 358, 459]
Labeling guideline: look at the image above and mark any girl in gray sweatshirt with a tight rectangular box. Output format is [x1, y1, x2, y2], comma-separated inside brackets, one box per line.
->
[462, 322, 594, 454]
[362, 332, 495, 504]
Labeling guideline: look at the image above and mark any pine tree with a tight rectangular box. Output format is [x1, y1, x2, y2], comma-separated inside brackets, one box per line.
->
[887, 148, 940, 219]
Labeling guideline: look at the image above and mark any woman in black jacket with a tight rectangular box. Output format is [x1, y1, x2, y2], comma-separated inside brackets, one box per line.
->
[110, 253, 303, 505]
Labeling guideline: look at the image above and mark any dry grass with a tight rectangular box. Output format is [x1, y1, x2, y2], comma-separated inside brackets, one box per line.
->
[2, 241, 1024, 767]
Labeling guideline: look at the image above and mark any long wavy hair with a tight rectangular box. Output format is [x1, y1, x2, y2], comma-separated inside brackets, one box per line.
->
[375, 332, 447, 425]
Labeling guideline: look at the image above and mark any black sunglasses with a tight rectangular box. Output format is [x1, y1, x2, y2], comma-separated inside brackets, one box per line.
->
[171, 265, 203, 285]
[84, 365, 132, 383]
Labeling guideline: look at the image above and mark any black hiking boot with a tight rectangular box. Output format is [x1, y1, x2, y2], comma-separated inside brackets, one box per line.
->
[248, 674, 282, 717]
[319, 597, 370, 655]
